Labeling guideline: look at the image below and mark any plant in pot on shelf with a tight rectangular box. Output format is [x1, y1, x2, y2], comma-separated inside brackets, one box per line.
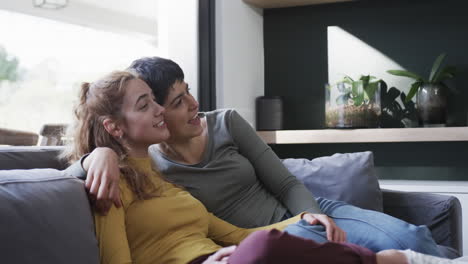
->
[387, 53, 456, 127]
[325, 75, 381, 128]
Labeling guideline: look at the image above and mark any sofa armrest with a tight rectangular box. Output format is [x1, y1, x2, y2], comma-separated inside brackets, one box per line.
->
[382, 189, 462, 255]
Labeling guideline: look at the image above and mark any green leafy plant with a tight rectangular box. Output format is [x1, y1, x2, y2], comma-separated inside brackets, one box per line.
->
[387, 53, 456, 103]
[325, 75, 381, 128]
[379, 81, 417, 128]
[0, 46, 20, 83]
[333, 75, 381, 106]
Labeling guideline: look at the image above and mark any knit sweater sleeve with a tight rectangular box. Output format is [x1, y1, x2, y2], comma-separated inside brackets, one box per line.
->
[63, 154, 88, 180]
[226, 110, 322, 215]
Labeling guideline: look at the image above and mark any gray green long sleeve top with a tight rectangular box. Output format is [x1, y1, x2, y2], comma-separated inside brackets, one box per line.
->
[149, 109, 321, 228]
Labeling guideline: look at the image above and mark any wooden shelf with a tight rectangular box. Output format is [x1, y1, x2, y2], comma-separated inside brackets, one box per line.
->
[257, 127, 468, 144]
[243, 0, 353, 9]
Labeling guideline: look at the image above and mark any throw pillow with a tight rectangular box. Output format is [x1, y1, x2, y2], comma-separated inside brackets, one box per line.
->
[282, 151, 383, 212]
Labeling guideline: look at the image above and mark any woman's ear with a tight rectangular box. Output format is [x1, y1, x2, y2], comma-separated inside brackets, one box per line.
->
[103, 118, 123, 139]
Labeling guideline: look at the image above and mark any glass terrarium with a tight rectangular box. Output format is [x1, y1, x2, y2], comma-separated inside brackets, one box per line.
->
[325, 76, 381, 128]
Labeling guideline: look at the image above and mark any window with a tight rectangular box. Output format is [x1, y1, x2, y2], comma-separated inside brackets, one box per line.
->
[0, 9, 162, 135]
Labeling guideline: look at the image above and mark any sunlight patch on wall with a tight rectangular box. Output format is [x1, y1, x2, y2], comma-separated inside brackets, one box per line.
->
[327, 26, 412, 95]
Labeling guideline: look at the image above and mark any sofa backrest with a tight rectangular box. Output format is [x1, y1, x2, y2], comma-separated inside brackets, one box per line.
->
[0, 168, 99, 264]
[0, 146, 67, 170]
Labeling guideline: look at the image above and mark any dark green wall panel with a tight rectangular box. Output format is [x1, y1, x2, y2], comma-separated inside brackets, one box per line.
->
[271, 142, 468, 180]
[264, 0, 468, 129]
[263, 0, 468, 180]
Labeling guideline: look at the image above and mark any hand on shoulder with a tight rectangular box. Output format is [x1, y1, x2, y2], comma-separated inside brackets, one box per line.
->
[83, 147, 122, 215]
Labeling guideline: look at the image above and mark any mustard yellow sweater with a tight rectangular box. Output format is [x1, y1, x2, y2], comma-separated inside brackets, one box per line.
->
[94, 157, 302, 264]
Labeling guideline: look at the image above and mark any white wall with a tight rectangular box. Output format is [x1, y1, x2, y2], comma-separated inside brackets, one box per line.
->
[157, 0, 199, 101]
[216, 0, 264, 126]
[328, 26, 414, 103]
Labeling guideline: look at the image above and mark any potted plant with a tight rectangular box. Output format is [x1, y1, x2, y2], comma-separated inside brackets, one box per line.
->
[325, 75, 381, 128]
[387, 53, 456, 127]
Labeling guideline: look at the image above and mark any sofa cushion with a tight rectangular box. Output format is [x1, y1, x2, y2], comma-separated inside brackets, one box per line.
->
[0, 168, 99, 264]
[282, 151, 383, 212]
[0, 146, 67, 170]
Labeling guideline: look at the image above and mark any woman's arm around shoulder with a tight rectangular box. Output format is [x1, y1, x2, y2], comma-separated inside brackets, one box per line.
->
[64, 147, 122, 214]
[207, 211, 303, 246]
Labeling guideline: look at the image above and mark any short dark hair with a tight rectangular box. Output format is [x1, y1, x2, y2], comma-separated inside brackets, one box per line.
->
[128, 57, 184, 105]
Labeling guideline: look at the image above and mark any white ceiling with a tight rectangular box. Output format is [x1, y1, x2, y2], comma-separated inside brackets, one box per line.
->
[0, 0, 159, 39]
[75, 0, 158, 21]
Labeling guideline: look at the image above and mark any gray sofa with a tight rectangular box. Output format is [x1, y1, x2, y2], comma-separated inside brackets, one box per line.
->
[0, 146, 463, 264]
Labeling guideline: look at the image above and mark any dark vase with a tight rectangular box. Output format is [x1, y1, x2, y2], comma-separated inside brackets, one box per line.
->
[256, 96, 283, 130]
[416, 83, 447, 127]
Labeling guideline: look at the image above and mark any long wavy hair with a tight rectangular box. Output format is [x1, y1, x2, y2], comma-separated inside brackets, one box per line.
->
[62, 71, 158, 200]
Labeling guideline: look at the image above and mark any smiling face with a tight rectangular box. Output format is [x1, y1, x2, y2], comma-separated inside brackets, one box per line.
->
[162, 80, 203, 142]
[120, 78, 170, 155]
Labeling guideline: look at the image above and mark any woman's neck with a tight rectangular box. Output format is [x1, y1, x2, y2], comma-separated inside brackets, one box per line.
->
[127, 146, 149, 159]
[158, 132, 207, 165]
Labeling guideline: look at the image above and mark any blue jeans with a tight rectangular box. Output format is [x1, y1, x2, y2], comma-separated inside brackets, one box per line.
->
[284, 197, 442, 257]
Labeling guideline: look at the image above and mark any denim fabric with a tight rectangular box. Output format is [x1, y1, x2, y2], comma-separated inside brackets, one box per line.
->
[284, 198, 442, 257]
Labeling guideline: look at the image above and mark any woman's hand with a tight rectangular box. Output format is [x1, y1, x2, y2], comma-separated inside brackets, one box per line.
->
[202, 246, 237, 264]
[83, 147, 122, 215]
[302, 213, 347, 243]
